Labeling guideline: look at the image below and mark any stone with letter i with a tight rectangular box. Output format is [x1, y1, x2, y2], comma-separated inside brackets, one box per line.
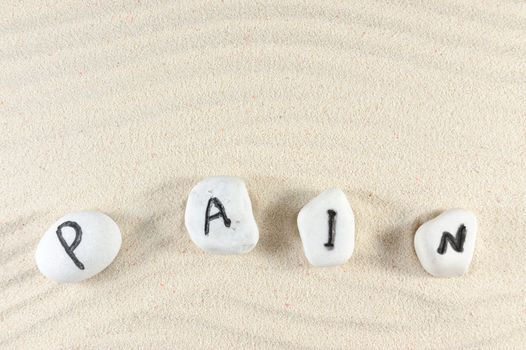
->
[297, 188, 355, 267]
[414, 209, 477, 277]
[185, 176, 259, 254]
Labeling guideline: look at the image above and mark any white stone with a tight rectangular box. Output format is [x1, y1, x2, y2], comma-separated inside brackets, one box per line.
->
[414, 209, 477, 277]
[185, 176, 259, 254]
[35, 211, 122, 283]
[297, 188, 355, 267]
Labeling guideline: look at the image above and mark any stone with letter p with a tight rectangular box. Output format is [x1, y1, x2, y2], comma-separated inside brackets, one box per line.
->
[35, 211, 122, 283]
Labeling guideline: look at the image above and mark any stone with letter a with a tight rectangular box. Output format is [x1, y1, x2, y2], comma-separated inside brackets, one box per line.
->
[185, 176, 259, 254]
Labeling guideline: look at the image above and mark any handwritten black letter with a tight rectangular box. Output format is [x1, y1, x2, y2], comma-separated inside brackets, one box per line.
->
[437, 224, 466, 255]
[204, 197, 232, 235]
[324, 210, 337, 250]
[56, 221, 85, 270]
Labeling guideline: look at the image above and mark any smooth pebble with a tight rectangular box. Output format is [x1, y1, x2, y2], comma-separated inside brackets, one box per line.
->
[414, 208, 477, 277]
[35, 211, 122, 283]
[185, 176, 259, 254]
[297, 188, 355, 267]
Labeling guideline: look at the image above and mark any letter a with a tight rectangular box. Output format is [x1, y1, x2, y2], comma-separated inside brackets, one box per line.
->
[204, 197, 232, 235]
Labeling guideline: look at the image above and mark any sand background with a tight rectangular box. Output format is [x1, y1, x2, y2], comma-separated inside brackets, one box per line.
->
[1, 1, 525, 349]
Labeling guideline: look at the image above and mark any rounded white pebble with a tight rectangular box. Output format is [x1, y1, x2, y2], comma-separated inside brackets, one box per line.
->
[185, 176, 259, 254]
[35, 211, 122, 283]
[414, 209, 477, 277]
[297, 188, 355, 267]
